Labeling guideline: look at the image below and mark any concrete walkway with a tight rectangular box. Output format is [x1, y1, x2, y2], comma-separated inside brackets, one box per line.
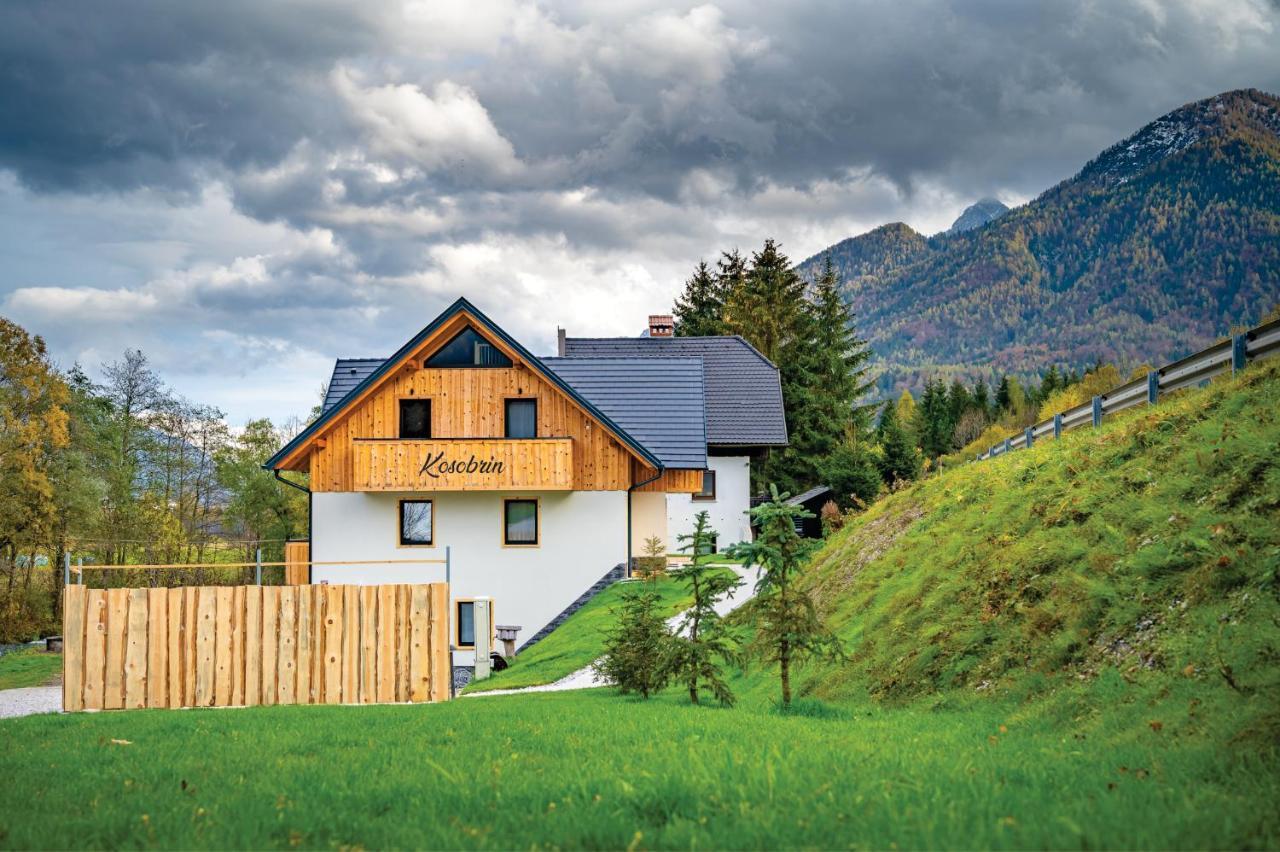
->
[466, 563, 756, 698]
[0, 686, 61, 719]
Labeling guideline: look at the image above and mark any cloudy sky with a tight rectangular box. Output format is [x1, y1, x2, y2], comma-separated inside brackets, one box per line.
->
[2, 0, 1278, 424]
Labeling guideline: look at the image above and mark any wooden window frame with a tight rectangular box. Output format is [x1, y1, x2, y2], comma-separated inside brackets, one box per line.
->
[453, 598, 494, 649]
[397, 499, 435, 547]
[502, 497, 540, 548]
[692, 469, 716, 501]
[504, 397, 538, 440]
[398, 398, 432, 440]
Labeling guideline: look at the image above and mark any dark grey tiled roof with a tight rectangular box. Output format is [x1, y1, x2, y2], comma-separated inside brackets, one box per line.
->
[787, 485, 831, 506]
[320, 357, 708, 468]
[542, 358, 707, 469]
[323, 359, 384, 412]
[560, 336, 788, 447]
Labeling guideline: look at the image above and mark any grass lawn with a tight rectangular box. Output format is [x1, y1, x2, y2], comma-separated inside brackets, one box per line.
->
[463, 572, 706, 693]
[0, 649, 61, 690]
[1, 683, 1275, 849]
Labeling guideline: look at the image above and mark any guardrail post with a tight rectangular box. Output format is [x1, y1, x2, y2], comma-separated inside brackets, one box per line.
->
[1003, 438, 1012, 454]
[1053, 413, 1062, 439]
[1024, 427, 1034, 448]
[1232, 334, 1247, 375]
[1092, 396, 1103, 428]
[1147, 370, 1159, 405]
[255, 548, 262, 586]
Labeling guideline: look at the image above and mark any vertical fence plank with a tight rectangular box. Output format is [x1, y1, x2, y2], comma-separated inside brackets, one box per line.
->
[278, 586, 297, 705]
[376, 585, 396, 704]
[83, 590, 108, 711]
[124, 588, 149, 710]
[343, 586, 359, 702]
[213, 587, 234, 706]
[360, 586, 377, 704]
[104, 589, 129, 710]
[295, 586, 312, 704]
[229, 586, 245, 706]
[396, 585, 411, 702]
[195, 588, 217, 707]
[62, 586, 86, 712]
[244, 586, 262, 706]
[409, 585, 431, 702]
[167, 588, 184, 708]
[146, 588, 168, 708]
[311, 586, 326, 703]
[323, 585, 343, 704]
[184, 587, 198, 706]
[429, 583, 449, 703]
[261, 586, 279, 706]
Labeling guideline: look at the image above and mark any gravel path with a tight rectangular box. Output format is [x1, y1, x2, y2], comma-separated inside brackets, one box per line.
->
[466, 563, 756, 698]
[0, 686, 62, 719]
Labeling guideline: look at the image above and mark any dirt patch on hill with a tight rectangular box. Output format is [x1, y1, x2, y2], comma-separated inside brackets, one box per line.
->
[810, 502, 926, 611]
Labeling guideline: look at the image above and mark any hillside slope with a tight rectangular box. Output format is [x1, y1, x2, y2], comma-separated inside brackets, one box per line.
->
[798, 88, 1280, 397]
[776, 359, 1279, 742]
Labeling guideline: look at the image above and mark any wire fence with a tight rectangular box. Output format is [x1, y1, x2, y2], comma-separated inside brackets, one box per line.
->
[977, 316, 1280, 462]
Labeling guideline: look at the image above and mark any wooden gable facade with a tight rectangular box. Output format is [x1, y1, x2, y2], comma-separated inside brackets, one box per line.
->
[273, 306, 702, 494]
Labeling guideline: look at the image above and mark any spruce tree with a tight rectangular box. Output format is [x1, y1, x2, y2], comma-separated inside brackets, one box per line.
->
[819, 440, 882, 508]
[595, 576, 674, 699]
[917, 378, 954, 459]
[673, 260, 727, 337]
[670, 511, 743, 705]
[810, 253, 877, 435]
[732, 486, 841, 709]
[995, 375, 1012, 412]
[972, 379, 991, 416]
[875, 400, 922, 484]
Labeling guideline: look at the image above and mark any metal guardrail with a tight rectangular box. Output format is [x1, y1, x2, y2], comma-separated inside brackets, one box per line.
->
[977, 317, 1280, 462]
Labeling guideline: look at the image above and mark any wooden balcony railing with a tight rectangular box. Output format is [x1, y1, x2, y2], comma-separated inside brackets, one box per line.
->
[352, 438, 574, 491]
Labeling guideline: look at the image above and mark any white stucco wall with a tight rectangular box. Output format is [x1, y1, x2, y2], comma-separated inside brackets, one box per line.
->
[665, 455, 753, 553]
[311, 490, 628, 662]
[629, 491, 668, 555]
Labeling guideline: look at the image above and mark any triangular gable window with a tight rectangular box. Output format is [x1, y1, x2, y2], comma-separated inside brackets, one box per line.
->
[425, 327, 513, 368]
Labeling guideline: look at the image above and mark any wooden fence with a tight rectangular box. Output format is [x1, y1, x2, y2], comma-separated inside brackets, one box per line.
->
[62, 583, 450, 712]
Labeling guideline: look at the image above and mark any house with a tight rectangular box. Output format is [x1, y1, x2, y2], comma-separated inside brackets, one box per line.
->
[264, 300, 785, 671]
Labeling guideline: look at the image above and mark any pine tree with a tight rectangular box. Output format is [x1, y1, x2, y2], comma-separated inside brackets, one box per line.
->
[995, 375, 1012, 412]
[715, 249, 748, 321]
[810, 253, 877, 434]
[875, 400, 922, 484]
[670, 512, 743, 705]
[972, 379, 991, 416]
[723, 239, 806, 363]
[594, 576, 675, 699]
[818, 440, 882, 508]
[673, 260, 727, 336]
[732, 486, 841, 709]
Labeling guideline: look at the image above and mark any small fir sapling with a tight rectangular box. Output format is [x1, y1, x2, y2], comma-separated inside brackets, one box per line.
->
[670, 511, 743, 705]
[594, 574, 674, 699]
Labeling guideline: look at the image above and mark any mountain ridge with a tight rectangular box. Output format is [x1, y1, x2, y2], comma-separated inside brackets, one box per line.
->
[798, 88, 1280, 398]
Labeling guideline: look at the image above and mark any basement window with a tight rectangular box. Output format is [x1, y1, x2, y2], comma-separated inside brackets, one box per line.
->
[505, 398, 537, 439]
[400, 399, 431, 439]
[692, 470, 716, 501]
[399, 499, 434, 546]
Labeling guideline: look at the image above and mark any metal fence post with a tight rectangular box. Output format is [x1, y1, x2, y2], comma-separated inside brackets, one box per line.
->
[1147, 370, 1160, 405]
[1053, 413, 1062, 439]
[1232, 334, 1248, 375]
[63, 552, 70, 587]
[77, 557, 83, 587]
[1092, 396, 1103, 428]
[445, 545, 451, 585]
[255, 547, 262, 586]
[1024, 427, 1034, 448]
[1003, 437, 1012, 454]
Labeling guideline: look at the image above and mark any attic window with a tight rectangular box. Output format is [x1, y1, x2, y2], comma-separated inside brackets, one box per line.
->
[425, 328, 513, 368]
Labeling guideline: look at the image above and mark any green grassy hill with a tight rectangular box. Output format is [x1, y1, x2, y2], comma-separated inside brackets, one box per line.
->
[750, 358, 1279, 743]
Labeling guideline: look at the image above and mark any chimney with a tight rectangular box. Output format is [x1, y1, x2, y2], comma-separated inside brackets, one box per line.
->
[556, 326, 566, 356]
[648, 314, 674, 338]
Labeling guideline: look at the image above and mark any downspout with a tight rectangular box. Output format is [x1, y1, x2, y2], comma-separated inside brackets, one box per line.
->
[626, 464, 665, 577]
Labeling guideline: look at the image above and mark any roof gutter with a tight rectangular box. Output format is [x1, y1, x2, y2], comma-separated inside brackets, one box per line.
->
[274, 469, 310, 495]
[626, 463, 665, 577]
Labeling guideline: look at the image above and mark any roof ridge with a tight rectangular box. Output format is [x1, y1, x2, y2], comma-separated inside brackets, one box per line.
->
[562, 334, 780, 370]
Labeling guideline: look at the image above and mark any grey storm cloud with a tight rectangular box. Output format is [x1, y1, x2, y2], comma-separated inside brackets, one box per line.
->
[1, 0, 1278, 422]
